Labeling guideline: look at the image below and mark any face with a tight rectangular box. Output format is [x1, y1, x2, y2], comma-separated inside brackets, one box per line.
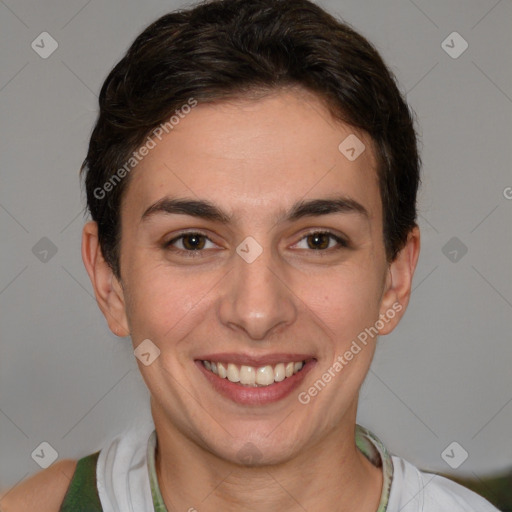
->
[84, 87, 418, 465]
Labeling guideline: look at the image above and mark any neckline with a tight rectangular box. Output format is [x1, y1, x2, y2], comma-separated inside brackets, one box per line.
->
[146, 424, 393, 511]
[355, 425, 394, 511]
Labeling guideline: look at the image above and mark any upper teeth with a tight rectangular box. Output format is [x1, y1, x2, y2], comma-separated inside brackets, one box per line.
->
[203, 360, 304, 387]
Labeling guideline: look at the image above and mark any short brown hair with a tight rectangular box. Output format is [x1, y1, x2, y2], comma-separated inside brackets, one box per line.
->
[82, 0, 421, 277]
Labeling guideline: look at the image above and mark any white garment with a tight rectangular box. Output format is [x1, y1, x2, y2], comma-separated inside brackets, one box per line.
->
[96, 416, 156, 512]
[387, 456, 500, 511]
[95, 416, 500, 512]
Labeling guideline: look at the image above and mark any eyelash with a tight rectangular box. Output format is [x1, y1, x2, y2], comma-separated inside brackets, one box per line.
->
[164, 230, 348, 258]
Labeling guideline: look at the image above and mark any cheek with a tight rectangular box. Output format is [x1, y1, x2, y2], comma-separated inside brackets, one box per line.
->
[303, 266, 384, 341]
[124, 264, 221, 347]
[124, 267, 190, 337]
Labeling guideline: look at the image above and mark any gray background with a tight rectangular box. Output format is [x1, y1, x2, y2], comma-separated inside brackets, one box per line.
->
[1, 0, 511, 492]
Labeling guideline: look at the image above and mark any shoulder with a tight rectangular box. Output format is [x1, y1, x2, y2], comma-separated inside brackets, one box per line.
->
[389, 456, 500, 512]
[0, 459, 77, 512]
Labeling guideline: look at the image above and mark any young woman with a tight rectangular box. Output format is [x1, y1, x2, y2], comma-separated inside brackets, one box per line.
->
[1, 1, 500, 510]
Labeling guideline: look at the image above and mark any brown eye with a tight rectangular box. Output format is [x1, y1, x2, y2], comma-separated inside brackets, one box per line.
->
[306, 232, 331, 250]
[165, 232, 215, 254]
[180, 233, 206, 250]
[293, 231, 348, 252]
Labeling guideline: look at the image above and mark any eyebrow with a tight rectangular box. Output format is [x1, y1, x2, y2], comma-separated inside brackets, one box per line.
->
[141, 195, 369, 224]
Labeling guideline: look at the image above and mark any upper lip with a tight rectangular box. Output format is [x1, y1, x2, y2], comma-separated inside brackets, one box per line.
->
[195, 353, 315, 367]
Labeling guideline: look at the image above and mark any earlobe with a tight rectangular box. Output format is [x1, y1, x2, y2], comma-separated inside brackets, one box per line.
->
[378, 226, 421, 335]
[81, 221, 130, 337]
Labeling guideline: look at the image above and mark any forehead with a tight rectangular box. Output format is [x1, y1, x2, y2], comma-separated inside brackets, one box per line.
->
[122, 88, 381, 226]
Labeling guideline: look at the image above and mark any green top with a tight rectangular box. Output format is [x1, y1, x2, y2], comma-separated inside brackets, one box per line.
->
[58, 450, 102, 511]
[60, 424, 394, 511]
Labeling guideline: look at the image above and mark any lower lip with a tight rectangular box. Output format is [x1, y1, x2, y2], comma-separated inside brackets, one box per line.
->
[195, 360, 316, 405]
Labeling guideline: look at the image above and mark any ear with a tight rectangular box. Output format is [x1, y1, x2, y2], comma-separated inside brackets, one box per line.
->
[378, 226, 420, 335]
[81, 221, 130, 337]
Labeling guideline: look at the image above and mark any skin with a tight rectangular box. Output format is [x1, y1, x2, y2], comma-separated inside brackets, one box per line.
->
[0, 459, 77, 512]
[2, 87, 419, 512]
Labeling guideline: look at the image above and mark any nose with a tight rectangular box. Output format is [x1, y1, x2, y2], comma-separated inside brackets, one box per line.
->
[217, 243, 297, 341]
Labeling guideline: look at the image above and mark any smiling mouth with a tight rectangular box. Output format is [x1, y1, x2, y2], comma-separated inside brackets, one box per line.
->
[201, 360, 307, 387]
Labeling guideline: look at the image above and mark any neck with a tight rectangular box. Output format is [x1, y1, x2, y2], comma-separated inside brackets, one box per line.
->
[152, 401, 382, 512]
